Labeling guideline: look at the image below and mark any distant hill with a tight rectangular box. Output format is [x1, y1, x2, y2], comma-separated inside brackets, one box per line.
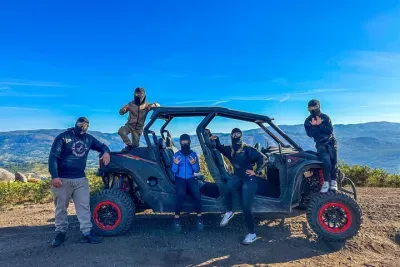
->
[1, 122, 399, 173]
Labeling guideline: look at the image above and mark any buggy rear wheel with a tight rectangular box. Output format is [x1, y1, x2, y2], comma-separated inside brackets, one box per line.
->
[90, 189, 135, 236]
[306, 191, 362, 242]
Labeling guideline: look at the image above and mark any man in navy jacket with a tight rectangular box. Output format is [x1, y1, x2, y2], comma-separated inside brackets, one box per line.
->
[48, 117, 110, 247]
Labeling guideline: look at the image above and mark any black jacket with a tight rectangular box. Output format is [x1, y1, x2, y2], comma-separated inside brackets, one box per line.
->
[215, 138, 267, 179]
[48, 128, 110, 179]
[304, 113, 334, 144]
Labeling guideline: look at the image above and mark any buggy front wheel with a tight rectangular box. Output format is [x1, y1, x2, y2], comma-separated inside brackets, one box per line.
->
[90, 189, 135, 236]
[306, 191, 362, 242]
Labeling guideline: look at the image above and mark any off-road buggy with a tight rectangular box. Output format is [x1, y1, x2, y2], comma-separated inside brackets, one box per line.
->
[90, 107, 362, 242]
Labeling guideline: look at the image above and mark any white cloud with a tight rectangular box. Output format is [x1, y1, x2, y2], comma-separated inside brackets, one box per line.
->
[175, 100, 220, 104]
[341, 51, 400, 74]
[279, 95, 290, 103]
[0, 80, 74, 87]
[0, 106, 44, 111]
[212, 100, 229, 105]
[294, 88, 348, 95]
[0, 92, 65, 98]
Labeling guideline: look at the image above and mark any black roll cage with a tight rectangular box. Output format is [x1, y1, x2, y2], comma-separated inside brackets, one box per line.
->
[143, 107, 302, 153]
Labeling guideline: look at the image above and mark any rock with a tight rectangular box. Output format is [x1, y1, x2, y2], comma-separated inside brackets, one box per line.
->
[0, 168, 15, 182]
[15, 172, 28, 183]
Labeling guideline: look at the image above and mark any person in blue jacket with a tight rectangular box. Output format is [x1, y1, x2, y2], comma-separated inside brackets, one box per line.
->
[171, 134, 203, 232]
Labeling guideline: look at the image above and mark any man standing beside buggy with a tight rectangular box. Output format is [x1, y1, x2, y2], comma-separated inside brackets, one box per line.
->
[48, 117, 111, 247]
[304, 99, 338, 193]
[118, 87, 160, 152]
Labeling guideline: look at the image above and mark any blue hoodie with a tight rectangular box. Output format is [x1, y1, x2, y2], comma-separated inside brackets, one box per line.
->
[171, 150, 200, 179]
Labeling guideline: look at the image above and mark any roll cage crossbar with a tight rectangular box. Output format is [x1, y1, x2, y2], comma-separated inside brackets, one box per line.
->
[143, 107, 302, 151]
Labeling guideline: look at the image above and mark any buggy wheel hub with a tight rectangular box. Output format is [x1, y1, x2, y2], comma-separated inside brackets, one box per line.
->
[318, 202, 352, 234]
[93, 201, 122, 230]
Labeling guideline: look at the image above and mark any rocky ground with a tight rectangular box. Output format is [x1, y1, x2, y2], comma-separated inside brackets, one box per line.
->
[0, 188, 399, 267]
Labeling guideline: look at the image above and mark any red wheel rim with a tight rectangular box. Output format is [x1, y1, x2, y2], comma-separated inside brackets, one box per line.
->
[93, 201, 122, 230]
[318, 202, 352, 233]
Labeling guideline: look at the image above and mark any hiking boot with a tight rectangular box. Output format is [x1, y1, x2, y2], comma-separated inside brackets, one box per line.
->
[81, 231, 103, 244]
[174, 218, 182, 232]
[320, 182, 330, 193]
[121, 145, 133, 153]
[220, 211, 234, 227]
[330, 180, 338, 191]
[242, 233, 257, 245]
[196, 216, 204, 231]
[51, 232, 66, 247]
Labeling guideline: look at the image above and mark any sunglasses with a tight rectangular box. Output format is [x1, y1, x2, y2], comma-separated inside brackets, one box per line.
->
[231, 132, 242, 138]
[308, 106, 319, 111]
[135, 92, 144, 96]
[180, 140, 190, 145]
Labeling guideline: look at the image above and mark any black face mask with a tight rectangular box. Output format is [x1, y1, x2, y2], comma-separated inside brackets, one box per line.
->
[310, 108, 321, 117]
[74, 121, 89, 135]
[181, 143, 191, 156]
[231, 129, 243, 152]
[134, 95, 145, 105]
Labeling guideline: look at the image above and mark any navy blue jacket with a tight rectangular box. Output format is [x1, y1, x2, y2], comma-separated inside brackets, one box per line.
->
[304, 113, 334, 144]
[48, 128, 110, 179]
[171, 150, 200, 179]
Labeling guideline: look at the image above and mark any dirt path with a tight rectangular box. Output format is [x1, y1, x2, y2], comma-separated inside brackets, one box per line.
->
[0, 188, 399, 267]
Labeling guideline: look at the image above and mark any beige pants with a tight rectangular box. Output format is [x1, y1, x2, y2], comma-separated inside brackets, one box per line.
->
[118, 125, 142, 147]
[51, 178, 92, 234]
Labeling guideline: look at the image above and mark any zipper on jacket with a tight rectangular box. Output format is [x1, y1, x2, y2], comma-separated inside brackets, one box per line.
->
[184, 155, 187, 179]
[135, 105, 140, 129]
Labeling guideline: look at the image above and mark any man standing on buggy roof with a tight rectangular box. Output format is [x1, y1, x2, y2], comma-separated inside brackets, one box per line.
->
[118, 87, 160, 152]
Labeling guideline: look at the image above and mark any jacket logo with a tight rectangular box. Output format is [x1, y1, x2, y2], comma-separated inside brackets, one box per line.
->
[72, 140, 87, 157]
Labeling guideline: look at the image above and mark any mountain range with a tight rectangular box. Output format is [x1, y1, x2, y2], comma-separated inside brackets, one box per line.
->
[0, 122, 399, 174]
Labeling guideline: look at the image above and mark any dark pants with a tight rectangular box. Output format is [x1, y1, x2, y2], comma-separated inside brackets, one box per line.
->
[175, 177, 202, 215]
[316, 139, 338, 182]
[223, 175, 258, 234]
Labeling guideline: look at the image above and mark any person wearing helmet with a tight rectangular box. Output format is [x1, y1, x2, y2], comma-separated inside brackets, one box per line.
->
[118, 87, 160, 152]
[171, 134, 203, 232]
[210, 128, 267, 245]
[48, 117, 111, 247]
[304, 99, 338, 193]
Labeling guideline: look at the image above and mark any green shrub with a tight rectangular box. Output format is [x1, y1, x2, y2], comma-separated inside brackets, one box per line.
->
[339, 163, 400, 188]
[0, 172, 104, 209]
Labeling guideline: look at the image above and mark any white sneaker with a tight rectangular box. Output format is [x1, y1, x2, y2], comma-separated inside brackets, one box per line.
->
[220, 211, 234, 227]
[330, 180, 338, 191]
[320, 182, 330, 193]
[242, 233, 257, 245]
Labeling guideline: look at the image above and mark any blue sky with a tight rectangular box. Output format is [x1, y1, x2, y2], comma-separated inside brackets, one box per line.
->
[1, 1, 400, 134]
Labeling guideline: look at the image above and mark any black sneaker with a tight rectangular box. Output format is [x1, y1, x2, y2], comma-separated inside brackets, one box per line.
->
[174, 218, 182, 232]
[81, 232, 103, 244]
[121, 145, 133, 153]
[51, 232, 66, 247]
[197, 216, 204, 231]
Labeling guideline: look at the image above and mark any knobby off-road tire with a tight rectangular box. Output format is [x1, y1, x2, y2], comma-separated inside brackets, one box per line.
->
[90, 189, 135, 236]
[306, 191, 362, 242]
